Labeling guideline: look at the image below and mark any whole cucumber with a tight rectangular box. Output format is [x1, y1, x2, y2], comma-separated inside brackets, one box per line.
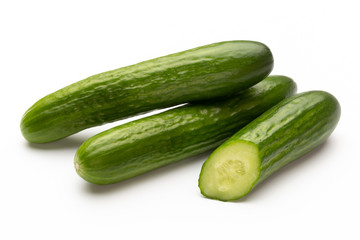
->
[21, 41, 273, 143]
[74, 76, 296, 185]
[198, 91, 341, 201]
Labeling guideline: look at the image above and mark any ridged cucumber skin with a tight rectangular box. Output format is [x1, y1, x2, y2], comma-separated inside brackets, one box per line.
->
[21, 40, 273, 143]
[74, 76, 296, 185]
[199, 91, 341, 201]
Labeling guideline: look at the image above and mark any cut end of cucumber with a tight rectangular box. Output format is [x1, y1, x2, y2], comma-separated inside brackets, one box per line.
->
[198, 141, 260, 201]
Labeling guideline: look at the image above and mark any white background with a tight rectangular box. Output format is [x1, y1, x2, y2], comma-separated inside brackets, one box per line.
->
[1, 0, 359, 239]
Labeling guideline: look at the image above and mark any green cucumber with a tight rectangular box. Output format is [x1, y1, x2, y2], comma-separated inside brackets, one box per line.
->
[198, 91, 341, 201]
[21, 40, 274, 143]
[74, 76, 296, 185]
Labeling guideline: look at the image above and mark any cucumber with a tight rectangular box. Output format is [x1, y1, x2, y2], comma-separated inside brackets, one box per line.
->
[21, 40, 274, 143]
[74, 76, 296, 185]
[198, 91, 341, 201]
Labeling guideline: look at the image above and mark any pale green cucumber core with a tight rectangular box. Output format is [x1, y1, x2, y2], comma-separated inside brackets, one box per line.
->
[199, 141, 260, 201]
[75, 162, 80, 172]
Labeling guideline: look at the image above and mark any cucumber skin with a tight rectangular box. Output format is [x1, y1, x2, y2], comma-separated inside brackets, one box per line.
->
[21, 41, 273, 143]
[74, 76, 296, 185]
[199, 91, 341, 201]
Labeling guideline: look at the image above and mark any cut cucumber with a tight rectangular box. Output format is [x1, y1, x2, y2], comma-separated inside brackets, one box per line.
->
[199, 91, 341, 201]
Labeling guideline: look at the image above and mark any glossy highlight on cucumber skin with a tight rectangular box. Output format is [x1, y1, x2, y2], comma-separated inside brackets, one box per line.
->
[74, 76, 296, 185]
[199, 91, 341, 201]
[21, 40, 274, 143]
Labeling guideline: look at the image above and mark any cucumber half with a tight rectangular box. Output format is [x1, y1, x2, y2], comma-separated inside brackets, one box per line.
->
[199, 91, 341, 201]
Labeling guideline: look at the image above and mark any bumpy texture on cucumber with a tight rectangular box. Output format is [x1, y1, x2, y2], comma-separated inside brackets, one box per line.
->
[198, 91, 341, 201]
[74, 76, 296, 185]
[21, 41, 273, 143]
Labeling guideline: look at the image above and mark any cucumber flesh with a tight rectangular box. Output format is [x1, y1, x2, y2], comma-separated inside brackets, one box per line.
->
[199, 141, 260, 201]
